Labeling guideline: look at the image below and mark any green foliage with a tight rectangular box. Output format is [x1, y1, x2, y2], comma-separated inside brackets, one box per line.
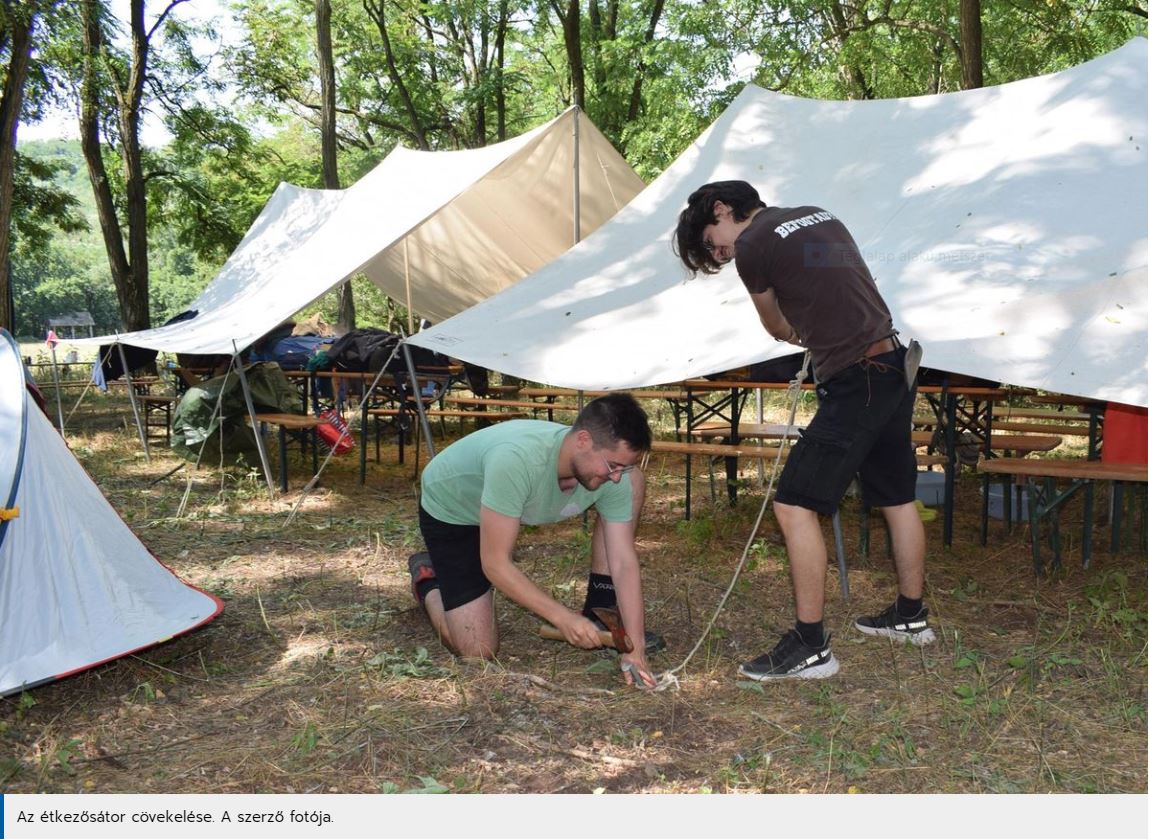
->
[291, 721, 319, 755]
[365, 646, 451, 679]
[675, 514, 715, 548]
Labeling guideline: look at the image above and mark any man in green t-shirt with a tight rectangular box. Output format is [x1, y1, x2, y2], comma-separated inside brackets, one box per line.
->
[409, 394, 658, 688]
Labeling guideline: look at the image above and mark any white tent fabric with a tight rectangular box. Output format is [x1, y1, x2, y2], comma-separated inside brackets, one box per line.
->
[76, 108, 643, 356]
[409, 40, 1148, 406]
[0, 330, 222, 696]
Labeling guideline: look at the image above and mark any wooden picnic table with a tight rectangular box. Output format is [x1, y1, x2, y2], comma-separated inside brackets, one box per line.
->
[977, 456, 1147, 574]
[252, 412, 321, 492]
[445, 396, 578, 412]
[516, 386, 689, 400]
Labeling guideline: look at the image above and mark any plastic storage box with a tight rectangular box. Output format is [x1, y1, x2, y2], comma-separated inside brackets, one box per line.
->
[986, 482, 1029, 520]
[915, 471, 946, 507]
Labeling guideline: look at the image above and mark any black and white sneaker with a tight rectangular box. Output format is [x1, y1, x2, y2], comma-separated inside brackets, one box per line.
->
[737, 630, 839, 681]
[855, 603, 936, 646]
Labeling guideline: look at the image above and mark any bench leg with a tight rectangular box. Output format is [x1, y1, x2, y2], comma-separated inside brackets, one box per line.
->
[1026, 477, 1045, 576]
[1081, 479, 1095, 569]
[684, 454, 693, 520]
[359, 402, 368, 486]
[1110, 481, 1125, 552]
[310, 425, 318, 476]
[1047, 477, 1063, 572]
[979, 474, 989, 546]
[277, 426, 288, 493]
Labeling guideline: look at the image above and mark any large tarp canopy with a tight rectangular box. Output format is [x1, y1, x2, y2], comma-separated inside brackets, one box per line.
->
[77, 108, 643, 356]
[409, 40, 1148, 406]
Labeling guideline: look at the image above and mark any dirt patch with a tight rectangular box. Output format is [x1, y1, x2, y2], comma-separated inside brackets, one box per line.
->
[1, 404, 1145, 794]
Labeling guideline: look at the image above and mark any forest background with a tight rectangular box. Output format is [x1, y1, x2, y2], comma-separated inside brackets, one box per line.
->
[2, 0, 1146, 342]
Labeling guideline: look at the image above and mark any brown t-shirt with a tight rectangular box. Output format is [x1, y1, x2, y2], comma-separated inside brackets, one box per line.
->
[734, 205, 893, 381]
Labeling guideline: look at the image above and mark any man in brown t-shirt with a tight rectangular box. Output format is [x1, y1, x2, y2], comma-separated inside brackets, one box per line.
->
[674, 180, 935, 681]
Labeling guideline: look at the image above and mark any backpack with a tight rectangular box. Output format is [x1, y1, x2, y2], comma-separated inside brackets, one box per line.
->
[325, 328, 402, 373]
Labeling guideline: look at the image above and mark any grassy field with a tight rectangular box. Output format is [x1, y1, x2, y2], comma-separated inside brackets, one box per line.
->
[1, 385, 1145, 796]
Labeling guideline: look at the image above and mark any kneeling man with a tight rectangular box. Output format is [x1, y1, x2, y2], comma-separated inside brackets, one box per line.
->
[409, 394, 658, 688]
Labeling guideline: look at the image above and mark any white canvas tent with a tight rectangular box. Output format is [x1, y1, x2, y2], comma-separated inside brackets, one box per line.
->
[408, 40, 1148, 407]
[76, 107, 644, 356]
[0, 329, 223, 696]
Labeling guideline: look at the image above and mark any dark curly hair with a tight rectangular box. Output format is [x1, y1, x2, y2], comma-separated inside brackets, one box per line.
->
[673, 180, 766, 275]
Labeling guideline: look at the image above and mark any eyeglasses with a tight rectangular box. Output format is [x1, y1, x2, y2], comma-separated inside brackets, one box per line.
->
[599, 453, 636, 476]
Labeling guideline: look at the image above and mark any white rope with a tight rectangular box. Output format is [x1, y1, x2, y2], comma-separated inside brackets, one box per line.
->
[647, 353, 812, 692]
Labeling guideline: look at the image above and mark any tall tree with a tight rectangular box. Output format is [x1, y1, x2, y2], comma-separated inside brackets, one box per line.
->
[79, 0, 135, 329]
[78, 0, 179, 333]
[960, 0, 983, 89]
[316, 0, 355, 329]
[0, 0, 41, 331]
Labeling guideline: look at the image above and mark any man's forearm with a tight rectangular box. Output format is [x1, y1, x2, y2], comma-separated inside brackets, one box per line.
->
[605, 550, 646, 644]
[761, 316, 798, 343]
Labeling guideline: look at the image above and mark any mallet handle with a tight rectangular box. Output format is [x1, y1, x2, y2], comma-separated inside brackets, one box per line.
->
[537, 624, 620, 649]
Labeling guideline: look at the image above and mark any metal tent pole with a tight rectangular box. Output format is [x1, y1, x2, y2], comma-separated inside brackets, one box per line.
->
[404, 238, 414, 335]
[234, 344, 277, 497]
[47, 339, 66, 435]
[116, 343, 150, 462]
[572, 106, 581, 246]
[401, 340, 436, 461]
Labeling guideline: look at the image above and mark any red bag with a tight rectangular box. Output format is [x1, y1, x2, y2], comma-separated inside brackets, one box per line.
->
[316, 408, 354, 455]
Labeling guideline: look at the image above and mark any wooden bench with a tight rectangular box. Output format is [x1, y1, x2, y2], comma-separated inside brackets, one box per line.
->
[1028, 394, 1106, 410]
[977, 456, 1148, 574]
[992, 420, 1090, 437]
[649, 439, 949, 514]
[994, 407, 1091, 421]
[989, 433, 1064, 455]
[253, 412, 321, 491]
[445, 396, 578, 416]
[369, 408, 529, 422]
[138, 394, 178, 443]
[359, 407, 530, 482]
[517, 387, 689, 401]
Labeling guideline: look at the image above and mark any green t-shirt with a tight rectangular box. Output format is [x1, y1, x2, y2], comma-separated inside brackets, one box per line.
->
[420, 420, 633, 526]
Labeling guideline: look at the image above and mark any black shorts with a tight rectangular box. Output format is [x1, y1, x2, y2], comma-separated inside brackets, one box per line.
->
[417, 504, 491, 611]
[776, 348, 917, 515]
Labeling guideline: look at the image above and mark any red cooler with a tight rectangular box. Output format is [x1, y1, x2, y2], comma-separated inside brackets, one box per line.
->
[1102, 402, 1148, 464]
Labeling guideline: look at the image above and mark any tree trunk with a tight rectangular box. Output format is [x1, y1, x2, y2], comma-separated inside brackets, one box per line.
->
[960, 0, 984, 89]
[626, 0, 666, 124]
[117, 0, 150, 332]
[364, 0, 430, 149]
[825, 1, 874, 99]
[552, 0, 585, 108]
[0, 2, 37, 332]
[80, 0, 132, 331]
[316, 0, 354, 330]
[493, 0, 508, 140]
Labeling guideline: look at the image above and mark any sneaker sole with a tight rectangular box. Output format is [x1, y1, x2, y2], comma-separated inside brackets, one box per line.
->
[854, 624, 937, 646]
[737, 654, 840, 682]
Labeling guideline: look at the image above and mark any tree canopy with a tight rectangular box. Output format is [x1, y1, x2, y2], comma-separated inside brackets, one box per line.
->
[3, 0, 1144, 337]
